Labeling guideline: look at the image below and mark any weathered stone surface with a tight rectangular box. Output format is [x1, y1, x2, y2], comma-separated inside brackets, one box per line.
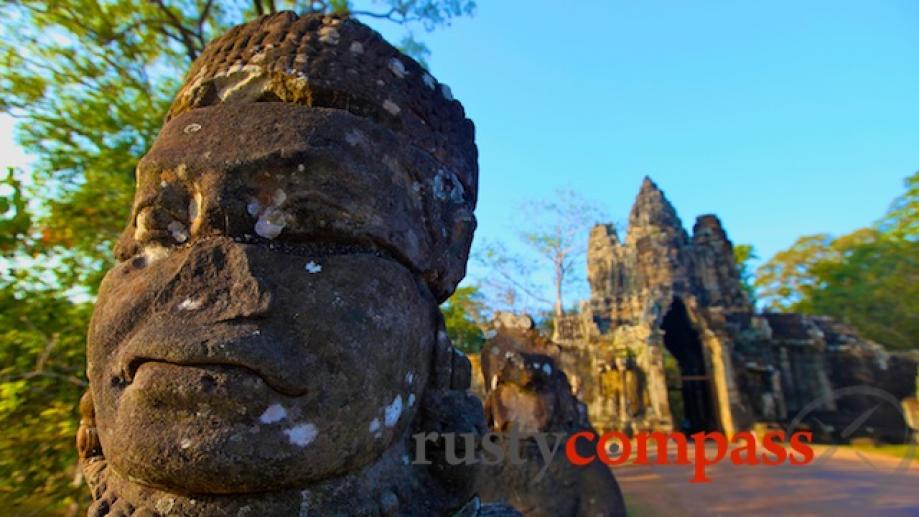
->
[78, 10, 503, 516]
[475, 316, 626, 516]
[121, 13, 477, 303]
[555, 178, 918, 442]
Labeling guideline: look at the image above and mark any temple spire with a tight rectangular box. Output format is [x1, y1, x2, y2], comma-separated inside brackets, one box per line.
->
[626, 176, 687, 244]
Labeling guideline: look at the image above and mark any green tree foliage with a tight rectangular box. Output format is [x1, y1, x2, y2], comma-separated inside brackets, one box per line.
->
[755, 171, 919, 351]
[879, 168, 919, 241]
[440, 285, 485, 354]
[0, 283, 92, 513]
[732, 243, 757, 305]
[0, 1, 473, 512]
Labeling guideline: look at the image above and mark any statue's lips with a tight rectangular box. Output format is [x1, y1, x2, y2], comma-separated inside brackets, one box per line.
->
[116, 321, 313, 397]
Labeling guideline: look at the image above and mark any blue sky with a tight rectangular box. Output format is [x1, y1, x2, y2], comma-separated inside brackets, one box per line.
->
[2, 0, 918, 308]
[370, 0, 919, 305]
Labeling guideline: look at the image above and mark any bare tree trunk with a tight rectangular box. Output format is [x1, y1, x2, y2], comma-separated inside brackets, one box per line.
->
[554, 259, 564, 319]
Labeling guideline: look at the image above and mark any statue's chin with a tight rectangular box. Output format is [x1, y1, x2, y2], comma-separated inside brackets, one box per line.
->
[99, 363, 397, 493]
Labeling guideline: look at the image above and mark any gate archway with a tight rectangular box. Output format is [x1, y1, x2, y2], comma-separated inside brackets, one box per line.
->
[661, 298, 718, 434]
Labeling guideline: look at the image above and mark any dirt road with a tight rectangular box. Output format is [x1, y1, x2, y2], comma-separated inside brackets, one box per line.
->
[615, 445, 919, 516]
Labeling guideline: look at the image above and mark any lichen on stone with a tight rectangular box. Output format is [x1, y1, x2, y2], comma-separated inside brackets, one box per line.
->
[167, 220, 189, 243]
[388, 58, 407, 79]
[259, 404, 287, 424]
[177, 298, 202, 311]
[383, 395, 403, 428]
[382, 99, 401, 116]
[284, 423, 318, 447]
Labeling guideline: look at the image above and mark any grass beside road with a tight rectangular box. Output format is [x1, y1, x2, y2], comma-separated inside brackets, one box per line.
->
[847, 443, 918, 461]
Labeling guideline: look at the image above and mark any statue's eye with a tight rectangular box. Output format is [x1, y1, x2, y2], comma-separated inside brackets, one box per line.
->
[133, 183, 194, 246]
[134, 205, 189, 245]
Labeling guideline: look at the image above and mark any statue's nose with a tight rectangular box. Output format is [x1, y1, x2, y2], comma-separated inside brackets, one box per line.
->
[153, 237, 273, 321]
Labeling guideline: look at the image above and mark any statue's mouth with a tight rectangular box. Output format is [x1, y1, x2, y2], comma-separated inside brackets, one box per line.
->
[116, 321, 313, 397]
[126, 358, 296, 396]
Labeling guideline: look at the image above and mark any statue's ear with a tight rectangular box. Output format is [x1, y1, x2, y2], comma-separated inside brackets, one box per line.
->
[77, 390, 101, 460]
[77, 389, 107, 496]
[429, 309, 473, 391]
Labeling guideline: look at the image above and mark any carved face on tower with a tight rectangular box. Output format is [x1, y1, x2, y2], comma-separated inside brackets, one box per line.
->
[84, 12, 477, 497]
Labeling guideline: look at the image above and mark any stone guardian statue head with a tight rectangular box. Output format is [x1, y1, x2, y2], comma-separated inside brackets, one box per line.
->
[77, 11, 484, 516]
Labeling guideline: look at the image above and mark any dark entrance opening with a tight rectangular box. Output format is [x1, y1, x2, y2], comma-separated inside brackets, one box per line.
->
[661, 298, 718, 434]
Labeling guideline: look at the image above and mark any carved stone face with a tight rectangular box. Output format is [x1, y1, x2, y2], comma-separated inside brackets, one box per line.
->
[87, 104, 439, 494]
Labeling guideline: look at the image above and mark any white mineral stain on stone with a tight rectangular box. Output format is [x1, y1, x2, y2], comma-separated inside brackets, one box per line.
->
[177, 298, 202, 311]
[433, 169, 464, 203]
[441, 84, 453, 101]
[284, 423, 318, 447]
[384, 395, 403, 428]
[155, 497, 176, 514]
[183, 123, 201, 134]
[304, 261, 322, 274]
[349, 41, 364, 54]
[167, 220, 189, 243]
[142, 244, 170, 264]
[382, 99, 401, 116]
[253, 189, 289, 239]
[368, 417, 381, 433]
[422, 73, 436, 90]
[259, 403, 287, 424]
[389, 58, 406, 78]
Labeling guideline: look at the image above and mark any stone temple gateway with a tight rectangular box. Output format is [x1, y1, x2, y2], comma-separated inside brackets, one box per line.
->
[552, 178, 918, 441]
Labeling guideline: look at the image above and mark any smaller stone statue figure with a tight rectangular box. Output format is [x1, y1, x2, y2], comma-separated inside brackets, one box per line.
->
[620, 356, 645, 418]
[476, 314, 626, 516]
[599, 362, 624, 418]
